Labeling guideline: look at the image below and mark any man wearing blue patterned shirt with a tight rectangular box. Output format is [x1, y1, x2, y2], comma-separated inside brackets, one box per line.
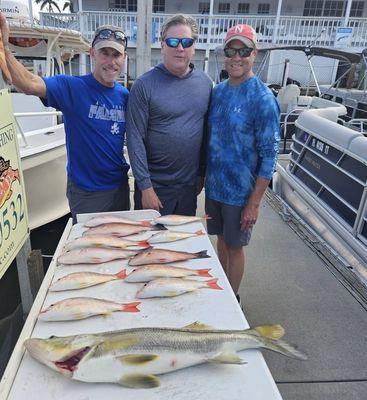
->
[205, 24, 280, 300]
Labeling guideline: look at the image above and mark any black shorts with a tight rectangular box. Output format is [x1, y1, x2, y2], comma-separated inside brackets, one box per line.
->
[205, 197, 252, 248]
[67, 178, 130, 223]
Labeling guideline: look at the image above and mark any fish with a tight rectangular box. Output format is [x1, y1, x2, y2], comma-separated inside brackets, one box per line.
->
[83, 223, 166, 238]
[50, 270, 127, 291]
[0, 167, 19, 208]
[136, 278, 222, 298]
[153, 214, 211, 226]
[24, 323, 307, 388]
[128, 248, 210, 266]
[147, 230, 205, 244]
[124, 264, 212, 283]
[63, 235, 149, 252]
[0, 25, 12, 83]
[57, 248, 138, 265]
[84, 215, 152, 228]
[39, 297, 140, 321]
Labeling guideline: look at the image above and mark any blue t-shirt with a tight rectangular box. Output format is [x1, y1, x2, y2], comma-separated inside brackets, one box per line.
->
[43, 74, 129, 191]
[205, 76, 280, 206]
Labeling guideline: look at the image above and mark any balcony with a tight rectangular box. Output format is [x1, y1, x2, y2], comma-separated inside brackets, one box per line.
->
[39, 12, 367, 51]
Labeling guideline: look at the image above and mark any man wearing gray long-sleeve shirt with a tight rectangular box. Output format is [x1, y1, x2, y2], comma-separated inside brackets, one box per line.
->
[126, 14, 212, 215]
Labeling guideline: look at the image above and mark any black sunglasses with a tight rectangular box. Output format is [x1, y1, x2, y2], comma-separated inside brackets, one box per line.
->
[224, 47, 253, 58]
[165, 37, 195, 48]
[92, 29, 128, 48]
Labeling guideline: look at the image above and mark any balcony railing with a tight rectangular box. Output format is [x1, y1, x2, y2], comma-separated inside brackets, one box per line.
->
[39, 12, 367, 50]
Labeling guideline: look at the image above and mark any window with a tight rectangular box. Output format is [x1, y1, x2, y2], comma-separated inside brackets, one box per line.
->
[323, 1, 344, 16]
[153, 0, 165, 13]
[199, 2, 210, 14]
[127, 0, 137, 12]
[218, 3, 230, 14]
[238, 3, 250, 14]
[258, 3, 270, 14]
[303, 0, 323, 16]
[350, 1, 364, 17]
[109, 0, 136, 11]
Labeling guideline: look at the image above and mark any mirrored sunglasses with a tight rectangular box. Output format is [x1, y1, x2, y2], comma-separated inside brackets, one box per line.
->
[92, 29, 127, 48]
[224, 47, 253, 58]
[165, 37, 195, 48]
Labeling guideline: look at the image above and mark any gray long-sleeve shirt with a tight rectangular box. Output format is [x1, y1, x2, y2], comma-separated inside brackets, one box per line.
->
[126, 64, 212, 190]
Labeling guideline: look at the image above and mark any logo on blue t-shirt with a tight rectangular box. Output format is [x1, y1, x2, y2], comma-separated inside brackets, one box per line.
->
[88, 102, 125, 123]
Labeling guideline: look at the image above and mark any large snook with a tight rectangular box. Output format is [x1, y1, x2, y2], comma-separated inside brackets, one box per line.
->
[64, 236, 149, 252]
[128, 249, 210, 266]
[24, 324, 307, 388]
[83, 223, 166, 238]
[57, 248, 138, 265]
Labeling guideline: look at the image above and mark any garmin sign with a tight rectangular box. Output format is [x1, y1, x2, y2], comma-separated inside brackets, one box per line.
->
[0, 0, 29, 21]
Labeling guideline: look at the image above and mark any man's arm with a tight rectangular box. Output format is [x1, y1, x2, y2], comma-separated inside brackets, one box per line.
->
[0, 12, 46, 97]
[126, 78, 162, 211]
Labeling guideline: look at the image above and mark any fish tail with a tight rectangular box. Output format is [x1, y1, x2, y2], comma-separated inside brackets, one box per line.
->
[154, 224, 167, 231]
[263, 338, 308, 361]
[122, 301, 141, 312]
[203, 214, 212, 220]
[206, 278, 223, 290]
[194, 250, 210, 258]
[137, 240, 150, 248]
[197, 268, 212, 277]
[195, 230, 205, 236]
[116, 269, 126, 280]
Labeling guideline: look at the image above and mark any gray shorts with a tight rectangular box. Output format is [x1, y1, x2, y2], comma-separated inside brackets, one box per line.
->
[205, 197, 252, 248]
[67, 178, 130, 223]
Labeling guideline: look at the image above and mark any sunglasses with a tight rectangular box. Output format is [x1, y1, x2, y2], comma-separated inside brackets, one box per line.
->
[224, 47, 253, 58]
[164, 37, 195, 48]
[92, 29, 128, 48]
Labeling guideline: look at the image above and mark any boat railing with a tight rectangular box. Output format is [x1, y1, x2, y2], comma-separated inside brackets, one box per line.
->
[39, 12, 367, 50]
[14, 110, 63, 148]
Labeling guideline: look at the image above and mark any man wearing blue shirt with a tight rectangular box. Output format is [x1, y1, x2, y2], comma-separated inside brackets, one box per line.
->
[0, 13, 130, 222]
[205, 24, 280, 302]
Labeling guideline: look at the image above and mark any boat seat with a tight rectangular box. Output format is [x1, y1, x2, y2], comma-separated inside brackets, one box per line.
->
[276, 84, 301, 113]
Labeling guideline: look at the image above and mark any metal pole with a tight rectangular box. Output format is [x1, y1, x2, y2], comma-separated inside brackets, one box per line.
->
[27, 0, 34, 25]
[136, 0, 152, 77]
[343, 0, 353, 26]
[272, 0, 283, 43]
[204, 0, 214, 73]
[78, 0, 87, 75]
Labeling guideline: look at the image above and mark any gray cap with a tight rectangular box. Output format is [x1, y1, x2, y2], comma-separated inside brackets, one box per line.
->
[92, 25, 127, 54]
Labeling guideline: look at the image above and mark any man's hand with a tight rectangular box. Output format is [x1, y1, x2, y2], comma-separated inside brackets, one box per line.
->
[141, 187, 163, 211]
[240, 202, 259, 231]
[0, 12, 10, 46]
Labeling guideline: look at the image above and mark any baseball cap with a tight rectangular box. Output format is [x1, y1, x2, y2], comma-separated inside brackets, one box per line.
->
[92, 25, 127, 54]
[224, 24, 257, 48]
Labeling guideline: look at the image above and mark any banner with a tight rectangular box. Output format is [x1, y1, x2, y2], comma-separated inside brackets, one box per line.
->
[335, 27, 353, 48]
[0, 89, 29, 279]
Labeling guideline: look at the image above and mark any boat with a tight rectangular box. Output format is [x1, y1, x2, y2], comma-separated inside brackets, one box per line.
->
[0, 0, 90, 229]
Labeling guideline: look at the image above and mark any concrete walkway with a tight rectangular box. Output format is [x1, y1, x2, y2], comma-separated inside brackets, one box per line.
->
[197, 190, 367, 400]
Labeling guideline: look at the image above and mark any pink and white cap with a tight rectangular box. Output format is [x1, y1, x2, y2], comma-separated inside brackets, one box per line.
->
[224, 24, 257, 48]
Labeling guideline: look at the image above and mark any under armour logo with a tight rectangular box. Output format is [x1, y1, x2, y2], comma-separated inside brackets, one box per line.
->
[233, 107, 242, 113]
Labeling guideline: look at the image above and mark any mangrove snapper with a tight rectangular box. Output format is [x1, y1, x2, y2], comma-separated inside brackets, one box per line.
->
[147, 230, 205, 244]
[128, 249, 210, 266]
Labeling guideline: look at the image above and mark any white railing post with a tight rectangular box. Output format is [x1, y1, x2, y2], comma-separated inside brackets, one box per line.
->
[78, 0, 87, 75]
[272, 0, 283, 43]
[27, 0, 34, 25]
[136, 0, 152, 77]
[204, 0, 215, 73]
[344, 0, 353, 26]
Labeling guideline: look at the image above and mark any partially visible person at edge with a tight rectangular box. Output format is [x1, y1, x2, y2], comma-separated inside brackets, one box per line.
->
[205, 24, 280, 303]
[126, 14, 212, 216]
[0, 12, 130, 223]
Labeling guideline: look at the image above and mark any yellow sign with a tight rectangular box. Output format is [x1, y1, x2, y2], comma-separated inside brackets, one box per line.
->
[0, 89, 29, 279]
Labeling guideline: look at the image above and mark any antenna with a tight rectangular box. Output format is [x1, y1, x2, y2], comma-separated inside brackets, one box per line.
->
[307, 28, 326, 49]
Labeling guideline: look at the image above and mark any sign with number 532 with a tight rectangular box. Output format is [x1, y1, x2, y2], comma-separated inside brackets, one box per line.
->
[0, 89, 29, 279]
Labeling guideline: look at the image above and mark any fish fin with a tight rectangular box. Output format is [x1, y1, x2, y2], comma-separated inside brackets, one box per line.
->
[195, 230, 205, 236]
[119, 374, 160, 388]
[249, 324, 285, 340]
[209, 352, 247, 365]
[195, 250, 210, 258]
[154, 223, 167, 231]
[137, 240, 150, 247]
[115, 269, 126, 280]
[263, 338, 307, 360]
[197, 268, 212, 277]
[206, 278, 223, 290]
[183, 321, 213, 330]
[118, 354, 159, 365]
[140, 220, 153, 227]
[122, 301, 140, 312]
